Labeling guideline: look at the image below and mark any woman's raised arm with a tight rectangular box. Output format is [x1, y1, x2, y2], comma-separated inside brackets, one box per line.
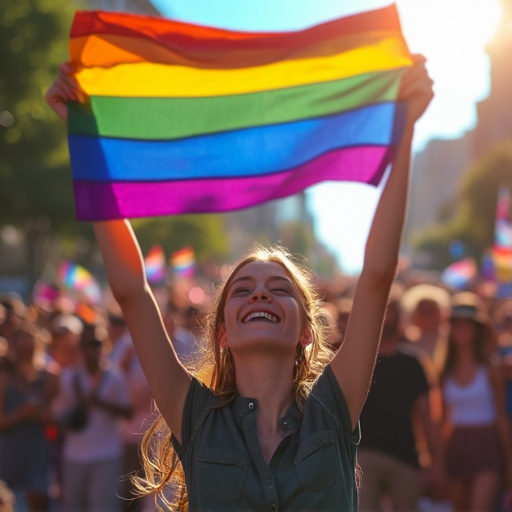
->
[45, 66, 191, 442]
[330, 55, 434, 429]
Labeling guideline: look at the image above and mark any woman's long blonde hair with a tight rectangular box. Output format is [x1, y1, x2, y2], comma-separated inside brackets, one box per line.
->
[133, 244, 335, 510]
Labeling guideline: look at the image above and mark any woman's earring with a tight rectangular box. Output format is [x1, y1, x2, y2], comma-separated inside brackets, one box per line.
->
[299, 334, 312, 347]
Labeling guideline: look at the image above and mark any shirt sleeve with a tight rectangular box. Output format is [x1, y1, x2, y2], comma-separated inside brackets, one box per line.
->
[314, 365, 361, 445]
[171, 377, 214, 458]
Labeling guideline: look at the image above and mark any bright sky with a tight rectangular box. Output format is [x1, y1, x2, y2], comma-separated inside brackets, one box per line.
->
[151, 0, 503, 274]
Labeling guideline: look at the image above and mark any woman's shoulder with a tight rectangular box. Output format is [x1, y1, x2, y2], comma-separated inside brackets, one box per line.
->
[308, 366, 358, 439]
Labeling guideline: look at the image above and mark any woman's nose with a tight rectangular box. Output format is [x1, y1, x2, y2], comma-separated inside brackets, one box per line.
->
[249, 287, 272, 302]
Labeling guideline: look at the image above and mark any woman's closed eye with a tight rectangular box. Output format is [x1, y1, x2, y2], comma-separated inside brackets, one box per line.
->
[231, 287, 251, 296]
[271, 287, 292, 295]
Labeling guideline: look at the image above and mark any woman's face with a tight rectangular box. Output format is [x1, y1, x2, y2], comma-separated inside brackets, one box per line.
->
[221, 261, 305, 355]
[450, 317, 478, 348]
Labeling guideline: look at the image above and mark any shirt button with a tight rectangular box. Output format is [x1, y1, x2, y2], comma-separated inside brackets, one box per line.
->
[248, 402, 254, 410]
[270, 505, 276, 512]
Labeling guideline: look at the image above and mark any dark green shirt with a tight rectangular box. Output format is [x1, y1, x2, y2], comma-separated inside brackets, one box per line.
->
[172, 365, 360, 512]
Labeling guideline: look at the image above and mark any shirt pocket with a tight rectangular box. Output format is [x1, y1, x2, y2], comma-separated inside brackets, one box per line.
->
[294, 431, 339, 492]
[197, 448, 248, 502]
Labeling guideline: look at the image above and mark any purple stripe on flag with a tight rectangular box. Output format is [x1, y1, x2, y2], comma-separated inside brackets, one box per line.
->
[74, 145, 390, 220]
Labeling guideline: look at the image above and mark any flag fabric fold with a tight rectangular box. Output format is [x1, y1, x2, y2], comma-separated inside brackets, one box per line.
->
[67, 4, 412, 220]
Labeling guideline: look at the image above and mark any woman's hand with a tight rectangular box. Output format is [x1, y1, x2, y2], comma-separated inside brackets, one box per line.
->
[399, 54, 434, 126]
[44, 62, 86, 123]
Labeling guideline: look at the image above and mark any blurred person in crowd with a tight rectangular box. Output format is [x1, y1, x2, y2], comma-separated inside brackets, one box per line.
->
[496, 301, 512, 511]
[318, 302, 342, 351]
[334, 297, 353, 349]
[44, 314, 84, 505]
[106, 308, 154, 512]
[401, 283, 451, 372]
[46, 314, 83, 372]
[358, 287, 444, 512]
[181, 304, 206, 342]
[0, 322, 59, 512]
[56, 324, 132, 512]
[107, 307, 134, 371]
[162, 302, 197, 366]
[440, 292, 512, 512]
[0, 294, 26, 360]
[497, 301, 512, 429]
[0, 479, 15, 512]
[493, 300, 512, 340]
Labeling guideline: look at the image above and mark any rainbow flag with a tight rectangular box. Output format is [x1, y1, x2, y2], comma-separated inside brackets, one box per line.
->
[494, 187, 512, 250]
[144, 244, 167, 283]
[441, 258, 477, 290]
[57, 260, 102, 304]
[170, 247, 195, 277]
[67, 5, 412, 220]
[491, 246, 512, 283]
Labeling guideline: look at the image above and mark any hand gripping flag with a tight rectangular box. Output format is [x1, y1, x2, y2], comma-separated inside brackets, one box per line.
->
[67, 4, 412, 220]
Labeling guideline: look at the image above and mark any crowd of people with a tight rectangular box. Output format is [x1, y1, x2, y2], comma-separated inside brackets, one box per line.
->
[1, 267, 512, 512]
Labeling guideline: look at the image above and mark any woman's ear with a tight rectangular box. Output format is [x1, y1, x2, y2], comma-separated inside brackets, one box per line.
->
[219, 324, 228, 348]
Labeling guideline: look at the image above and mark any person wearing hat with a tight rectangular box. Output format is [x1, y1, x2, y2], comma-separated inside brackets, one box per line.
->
[440, 292, 512, 512]
[47, 314, 84, 373]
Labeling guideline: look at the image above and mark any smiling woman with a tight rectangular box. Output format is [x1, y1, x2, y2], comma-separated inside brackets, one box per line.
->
[45, 27, 434, 511]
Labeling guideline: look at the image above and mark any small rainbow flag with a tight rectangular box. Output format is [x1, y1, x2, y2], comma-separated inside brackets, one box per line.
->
[57, 260, 102, 305]
[441, 258, 477, 290]
[144, 244, 167, 283]
[66, 5, 412, 220]
[491, 246, 512, 283]
[494, 187, 512, 250]
[170, 247, 195, 277]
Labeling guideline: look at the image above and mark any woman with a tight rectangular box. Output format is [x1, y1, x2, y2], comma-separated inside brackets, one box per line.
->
[46, 56, 433, 511]
[441, 292, 512, 512]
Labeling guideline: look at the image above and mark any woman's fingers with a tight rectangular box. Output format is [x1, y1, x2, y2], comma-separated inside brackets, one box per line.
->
[45, 62, 87, 123]
[398, 53, 434, 124]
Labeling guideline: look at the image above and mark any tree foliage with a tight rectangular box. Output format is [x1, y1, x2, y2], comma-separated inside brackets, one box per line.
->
[0, 0, 232, 276]
[412, 142, 512, 269]
[132, 215, 231, 263]
[0, 0, 77, 229]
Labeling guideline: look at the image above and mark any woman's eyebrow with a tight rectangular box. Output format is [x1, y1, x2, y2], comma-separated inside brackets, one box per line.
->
[229, 276, 253, 288]
[268, 276, 292, 284]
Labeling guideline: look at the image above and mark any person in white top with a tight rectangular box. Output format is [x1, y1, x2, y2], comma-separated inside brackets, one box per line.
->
[57, 324, 132, 512]
[440, 292, 512, 512]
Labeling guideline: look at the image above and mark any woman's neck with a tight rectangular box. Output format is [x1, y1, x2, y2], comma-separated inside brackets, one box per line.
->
[234, 354, 296, 427]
